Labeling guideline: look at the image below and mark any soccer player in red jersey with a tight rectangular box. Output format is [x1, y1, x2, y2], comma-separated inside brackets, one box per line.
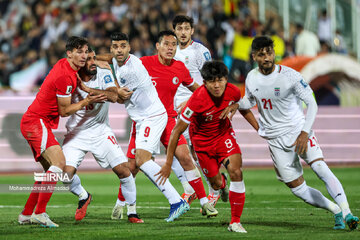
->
[114, 31, 218, 217]
[18, 36, 107, 228]
[158, 61, 258, 233]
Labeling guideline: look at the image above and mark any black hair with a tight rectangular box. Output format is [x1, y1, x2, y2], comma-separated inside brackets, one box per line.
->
[251, 36, 274, 53]
[88, 46, 94, 53]
[65, 36, 88, 52]
[201, 61, 229, 81]
[110, 32, 129, 42]
[157, 30, 177, 43]
[172, 15, 194, 29]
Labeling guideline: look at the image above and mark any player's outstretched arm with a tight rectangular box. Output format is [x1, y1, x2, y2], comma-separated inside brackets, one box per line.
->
[95, 53, 113, 64]
[239, 109, 259, 131]
[187, 82, 200, 92]
[79, 81, 118, 103]
[155, 119, 188, 185]
[57, 94, 107, 117]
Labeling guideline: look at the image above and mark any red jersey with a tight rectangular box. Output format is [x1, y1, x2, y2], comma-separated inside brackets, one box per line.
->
[140, 55, 194, 117]
[25, 58, 78, 129]
[180, 83, 241, 150]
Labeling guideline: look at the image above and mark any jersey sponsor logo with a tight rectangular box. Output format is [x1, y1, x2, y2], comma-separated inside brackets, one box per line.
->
[227, 147, 235, 153]
[66, 86, 72, 94]
[300, 79, 308, 88]
[120, 78, 126, 84]
[203, 52, 211, 61]
[104, 75, 113, 84]
[172, 77, 179, 85]
[274, 87, 280, 96]
[183, 107, 194, 118]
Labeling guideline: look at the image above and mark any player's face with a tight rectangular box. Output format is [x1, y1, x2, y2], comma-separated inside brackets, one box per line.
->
[174, 22, 194, 46]
[84, 51, 97, 76]
[67, 45, 89, 68]
[204, 77, 227, 97]
[156, 35, 177, 61]
[252, 46, 275, 75]
[111, 40, 130, 65]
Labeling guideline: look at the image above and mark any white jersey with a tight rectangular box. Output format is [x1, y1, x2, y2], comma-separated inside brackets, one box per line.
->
[239, 65, 314, 139]
[174, 41, 211, 105]
[112, 54, 166, 121]
[65, 68, 116, 137]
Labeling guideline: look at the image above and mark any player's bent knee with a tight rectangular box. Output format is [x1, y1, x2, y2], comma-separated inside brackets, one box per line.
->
[113, 163, 131, 179]
[228, 168, 243, 181]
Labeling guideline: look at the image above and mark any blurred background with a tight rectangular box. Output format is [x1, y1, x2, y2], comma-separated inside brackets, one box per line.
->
[0, 0, 359, 172]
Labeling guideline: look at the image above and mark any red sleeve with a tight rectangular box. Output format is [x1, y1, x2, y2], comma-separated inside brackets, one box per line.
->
[180, 94, 198, 124]
[181, 65, 194, 87]
[55, 76, 75, 97]
[229, 83, 241, 102]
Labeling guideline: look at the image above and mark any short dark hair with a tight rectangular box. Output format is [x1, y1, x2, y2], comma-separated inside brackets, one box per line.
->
[201, 61, 229, 81]
[251, 36, 274, 53]
[172, 15, 194, 29]
[66, 36, 88, 52]
[110, 32, 129, 42]
[88, 46, 94, 53]
[157, 30, 177, 43]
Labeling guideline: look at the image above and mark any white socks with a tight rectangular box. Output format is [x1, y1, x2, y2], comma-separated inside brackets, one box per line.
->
[291, 181, 341, 214]
[140, 160, 182, 204]
[311, 161, 351, 217]
[120, 175, 136, 205]
[66, 174, 88, 200]
[229, 181, 245, 193]
[172, 157, 195, 194]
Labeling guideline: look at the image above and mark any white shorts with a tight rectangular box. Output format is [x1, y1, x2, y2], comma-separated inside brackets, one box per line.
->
[135, 112, 167, 155]
[267, 130, 324, 183]
[63, 128, 127, 169]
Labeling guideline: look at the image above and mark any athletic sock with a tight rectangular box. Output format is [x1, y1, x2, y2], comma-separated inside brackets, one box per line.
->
[291, 181, 341, 214]
[172, 157, 195, 194]
[120, 175, 136, 205]
[117, 184, 126, 202]
[185, 168, 207, 202]
[140, 160, 181, 204]
[34, 166, 62, 214]
[67, 174, 88, 201]
[229, 181, 246, 224]
[22, 181, 41, 215]
[311, 161, 351, 216]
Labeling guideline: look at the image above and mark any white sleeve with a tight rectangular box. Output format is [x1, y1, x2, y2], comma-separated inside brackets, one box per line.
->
[198, 45, 211, 69]
[99, 69, 116, 90]
[293, 77, 318, 133]
[238, 84, 257, 110]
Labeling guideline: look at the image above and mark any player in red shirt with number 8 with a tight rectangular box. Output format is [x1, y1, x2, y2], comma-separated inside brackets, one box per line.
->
[158, 61, 259, 233]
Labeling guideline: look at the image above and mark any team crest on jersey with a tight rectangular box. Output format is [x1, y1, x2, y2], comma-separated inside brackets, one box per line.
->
[203, 52, 211, 61]
[120, 78, 126, 84]
[185, 56, 189, 64]
[104, 75, 112, 84]
[300, 79, 308, 88]
[274, 87, 280, 96]
[172, 77, 179, 85]
[183, 107, 193, 118]
[66, 86, 72, 94]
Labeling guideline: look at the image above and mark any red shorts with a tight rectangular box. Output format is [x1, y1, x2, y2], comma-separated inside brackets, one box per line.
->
[194, 130, 241, 178]
[20, 114, 59, 162]
[126, 118, 187, 159]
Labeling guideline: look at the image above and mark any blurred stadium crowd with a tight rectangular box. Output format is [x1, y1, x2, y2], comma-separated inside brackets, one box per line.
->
[0, 0, 349, 93]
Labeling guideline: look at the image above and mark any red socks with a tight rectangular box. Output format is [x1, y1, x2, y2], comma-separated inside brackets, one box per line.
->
[118, 184, 126, 201]
[188, 178, 207, 199]
[34, 171, 57, 214]
[22, 181, 41, 215]
[229, 191, 245, 224]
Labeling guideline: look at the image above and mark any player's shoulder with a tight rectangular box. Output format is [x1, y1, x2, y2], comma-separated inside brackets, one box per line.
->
[96, 67, 114, 82]
[226, 83, 241, 98]
[189, 85, 206, 103]
[278, 65, 302, 80]
[191, 41, 211, 60]
[172, 58, 187, 69]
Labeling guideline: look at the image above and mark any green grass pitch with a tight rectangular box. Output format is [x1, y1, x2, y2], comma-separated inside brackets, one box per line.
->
[0, 167, 359, 240]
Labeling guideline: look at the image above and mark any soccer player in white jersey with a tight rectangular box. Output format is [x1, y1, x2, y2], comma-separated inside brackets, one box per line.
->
[172, 15, 219, 207]
[223, 36, 359, 230]
[101, 32, 189, 222]
[61, 48, 143, 223]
